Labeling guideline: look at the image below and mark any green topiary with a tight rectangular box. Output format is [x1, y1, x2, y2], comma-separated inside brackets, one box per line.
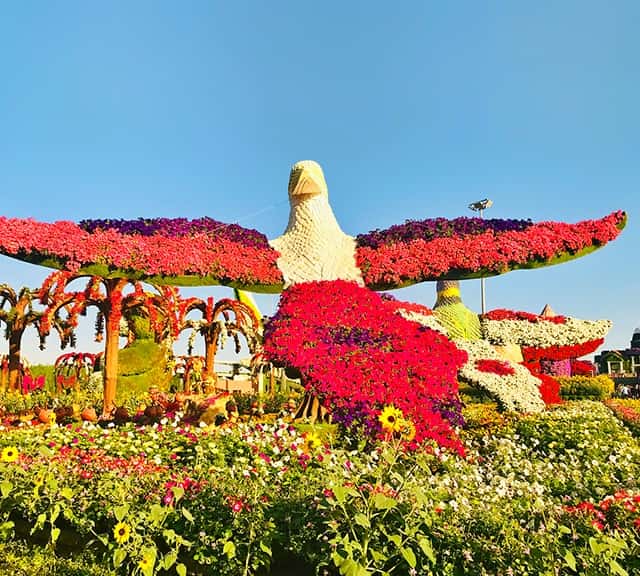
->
[118, 339, 172, 397]
[433, 280, 482, 340]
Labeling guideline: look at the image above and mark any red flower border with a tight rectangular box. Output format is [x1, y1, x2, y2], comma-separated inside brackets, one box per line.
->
[475, 359, 516, 376]
[522, 338, 605, 362]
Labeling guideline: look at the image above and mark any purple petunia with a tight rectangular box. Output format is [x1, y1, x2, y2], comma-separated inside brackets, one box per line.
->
[78, 217, 270, 248]
[357, 217, 533, 249]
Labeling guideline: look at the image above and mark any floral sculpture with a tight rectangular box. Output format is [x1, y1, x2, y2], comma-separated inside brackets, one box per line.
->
[0, 161, 625, 291]
[0, 283, 74, 392]
[480, 306, 610, 379]
[264, 280, 468, 452]
[173, 295, 260, 380]
[39, 274, 181, 414]
[0, 161, 626, 447]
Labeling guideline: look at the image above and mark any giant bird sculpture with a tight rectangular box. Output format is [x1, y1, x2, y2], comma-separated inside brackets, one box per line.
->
[0, 161, 626, 446]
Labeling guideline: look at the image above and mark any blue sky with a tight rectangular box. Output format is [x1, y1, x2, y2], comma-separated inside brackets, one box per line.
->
[0, 1, 638, 364]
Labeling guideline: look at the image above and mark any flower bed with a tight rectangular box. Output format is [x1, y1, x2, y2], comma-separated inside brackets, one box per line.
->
[605, 399, 640, 437]
[0, 402, 639, 574]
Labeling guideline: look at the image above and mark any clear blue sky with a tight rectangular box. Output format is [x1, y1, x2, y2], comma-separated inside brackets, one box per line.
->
[1, 1, 638, 364]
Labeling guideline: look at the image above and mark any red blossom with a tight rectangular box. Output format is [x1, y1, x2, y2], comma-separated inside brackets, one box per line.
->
[475, 359, 516, 376]
[522, 339, 605, 362]
[263, 280, 468, 454]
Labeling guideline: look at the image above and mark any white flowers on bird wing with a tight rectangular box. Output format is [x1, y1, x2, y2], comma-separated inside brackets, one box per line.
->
[480, 317, 612, 346]
[456, 339, 546, 412]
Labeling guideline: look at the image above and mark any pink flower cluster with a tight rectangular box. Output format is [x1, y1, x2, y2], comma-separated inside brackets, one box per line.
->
[263, 280, 468, 453]
[356, 211, 626, 288]
[163, 475, 204, 507]
[483, 309, 566, 324]
[0, 217, 283, 288]
[20, 374, 45, 394]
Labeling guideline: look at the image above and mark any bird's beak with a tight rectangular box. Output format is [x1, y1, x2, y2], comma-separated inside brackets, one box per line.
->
[288, 160, 328, 201]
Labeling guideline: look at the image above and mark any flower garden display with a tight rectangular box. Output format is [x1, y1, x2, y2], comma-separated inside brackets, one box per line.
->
[0, 284, 73, 392]
[0, 160, 636, 575]
[175, 296, 260, 381]
[1, 402, 640, 574]
[0, 160, 626, 439]
[38, 275, 182, 415]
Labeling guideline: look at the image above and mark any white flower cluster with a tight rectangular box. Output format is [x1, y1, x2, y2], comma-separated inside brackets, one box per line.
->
[395, 309, 448, 334]
[481, 317, 612, 347]
[414, 402, 640, 535]
[397, 307, 545, 413]
[455, 339, 546, 413]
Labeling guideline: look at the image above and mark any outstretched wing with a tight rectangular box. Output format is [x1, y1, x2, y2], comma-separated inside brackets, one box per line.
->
[0, 216, 284, 292]
[479, 308, 612, 362]
[356, 211, 627, 290]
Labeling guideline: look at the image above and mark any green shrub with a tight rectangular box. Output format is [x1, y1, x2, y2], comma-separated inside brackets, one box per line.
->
[557, 374, 615, 400]
[118, 340, 166, 377]
[232, 391, 298, 415]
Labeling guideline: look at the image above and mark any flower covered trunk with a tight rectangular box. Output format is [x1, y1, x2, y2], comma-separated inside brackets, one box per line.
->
[7, 328, 24, 392]
[102, 318, 119, 416]
[204, 330, 217, 379]
[101, 278, 127, 416]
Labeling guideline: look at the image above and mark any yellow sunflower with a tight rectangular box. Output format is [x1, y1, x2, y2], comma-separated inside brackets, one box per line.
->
[113, 522, 131, 544]
[303, 431, 322, 453]
[1, 446, 19, 463]
[138, 556, 152, 571]
[400, 420, 417, 442]
[378, 405, 404, 433]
